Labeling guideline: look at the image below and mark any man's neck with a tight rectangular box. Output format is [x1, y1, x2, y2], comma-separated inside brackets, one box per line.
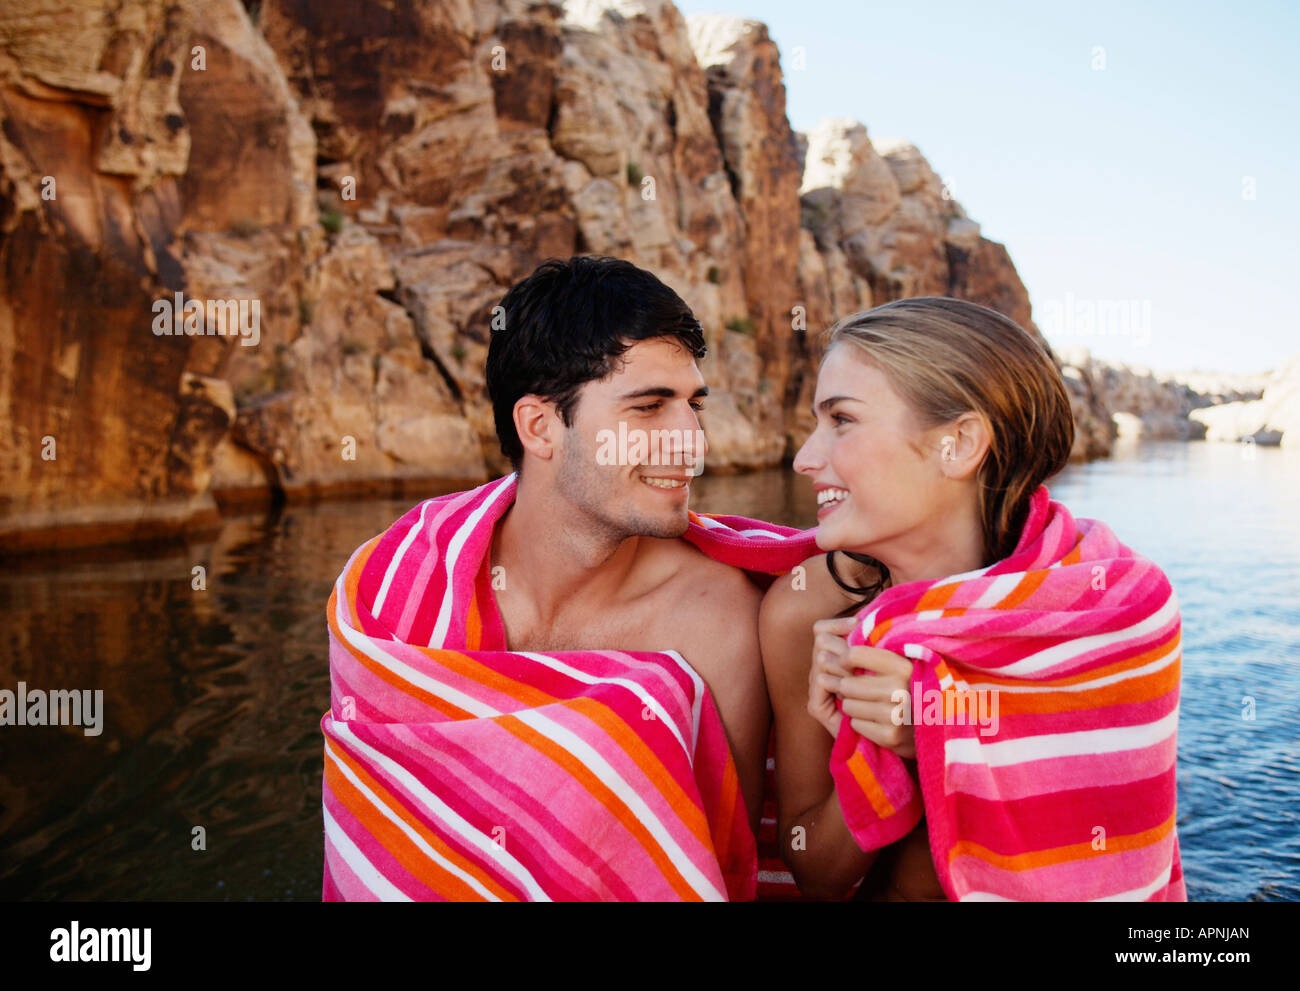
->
[492, 475, 644, 626]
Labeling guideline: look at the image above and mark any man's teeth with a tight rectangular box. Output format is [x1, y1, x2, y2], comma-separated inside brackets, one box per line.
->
[641, 477, 686, 489]
[817, 487, 849, 506]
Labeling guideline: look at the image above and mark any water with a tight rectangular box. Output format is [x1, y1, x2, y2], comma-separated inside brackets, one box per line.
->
[1038, 440, 1300, 902]
[1, 440, 1296, 900]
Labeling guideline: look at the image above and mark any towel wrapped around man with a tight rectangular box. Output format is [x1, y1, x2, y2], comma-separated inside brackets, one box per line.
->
[321, 473, 817, 901]
[829, 485, 1186, 901]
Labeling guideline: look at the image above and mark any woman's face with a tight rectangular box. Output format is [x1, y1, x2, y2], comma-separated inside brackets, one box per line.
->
[794, 344, 948, 558]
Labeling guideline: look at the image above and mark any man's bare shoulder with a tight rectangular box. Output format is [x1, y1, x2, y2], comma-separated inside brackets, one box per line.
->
[650, 537, 762, 632]
[674, 538, 761, 599]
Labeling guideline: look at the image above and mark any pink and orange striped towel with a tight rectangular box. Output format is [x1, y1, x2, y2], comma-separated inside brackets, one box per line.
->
[321, 473, 817, 900]
[830, 485, 1186, 900]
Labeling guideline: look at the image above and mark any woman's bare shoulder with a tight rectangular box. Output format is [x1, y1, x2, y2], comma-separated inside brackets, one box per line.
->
[760, 551, 875, 632]
[760, 554, 876, 699]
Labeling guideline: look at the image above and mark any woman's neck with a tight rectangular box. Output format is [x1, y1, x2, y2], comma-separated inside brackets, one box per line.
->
[867, 503, 987, 589]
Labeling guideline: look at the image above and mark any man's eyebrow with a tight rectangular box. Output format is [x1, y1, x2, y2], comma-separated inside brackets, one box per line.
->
[617, 385, 710, 401]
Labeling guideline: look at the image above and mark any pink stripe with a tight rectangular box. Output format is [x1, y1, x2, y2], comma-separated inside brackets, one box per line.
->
[960, 685, 1180, 742]
[829, 485, 1185, 900]
[323, 768, 443, 901]
[542, 702, 720, 877]
[323, 838, 374, 902]
[367, 717, 689, 898]
[380, 722, 600, 899]
[947, 735, 1179, 802]
[949, 829, 1179, 901]
[408, 486, 491, 647]
[392, 495, 475, 640]
[398, 726, 626, 899]
[327, 471, 780, 901]
[958, 779, 1177, 854]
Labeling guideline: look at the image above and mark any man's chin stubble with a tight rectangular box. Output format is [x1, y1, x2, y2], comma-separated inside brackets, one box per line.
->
[645, 517, 691, 540]
[605, 509, 690, 541]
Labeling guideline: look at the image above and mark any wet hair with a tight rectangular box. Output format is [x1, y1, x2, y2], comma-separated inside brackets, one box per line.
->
[486, 255, 708, 472]
[823, 296, 1075, 614]
[829, 551, 890, 618]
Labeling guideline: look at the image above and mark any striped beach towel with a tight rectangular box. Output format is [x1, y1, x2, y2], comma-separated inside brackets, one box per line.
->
[322, 473, 817, 901]
[829, 485, 1186, 901]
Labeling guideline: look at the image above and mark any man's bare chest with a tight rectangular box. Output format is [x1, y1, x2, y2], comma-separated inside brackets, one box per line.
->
[495, 591, 687, 655]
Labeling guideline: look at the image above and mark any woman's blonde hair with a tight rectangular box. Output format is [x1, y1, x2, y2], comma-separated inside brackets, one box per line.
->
[826, 296, 1075, 566]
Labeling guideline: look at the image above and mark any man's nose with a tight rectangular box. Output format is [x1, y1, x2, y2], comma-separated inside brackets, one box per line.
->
[672, 404, 707, 463]
[686, 424, 707, 472]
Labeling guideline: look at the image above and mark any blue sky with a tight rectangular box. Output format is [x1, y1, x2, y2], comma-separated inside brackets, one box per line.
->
[673, 0, 1298, 373]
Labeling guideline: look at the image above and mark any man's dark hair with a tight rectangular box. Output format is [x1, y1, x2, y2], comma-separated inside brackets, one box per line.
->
[486, 255, 708, 471]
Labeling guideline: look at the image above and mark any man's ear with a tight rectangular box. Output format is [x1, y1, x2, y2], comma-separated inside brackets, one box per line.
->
[513, 395, 557, 463]
[939, 412, 991, 481]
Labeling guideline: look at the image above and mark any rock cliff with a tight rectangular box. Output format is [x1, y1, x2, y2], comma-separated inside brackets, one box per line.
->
[1057, 349, 1266, 443]
[1190, 353, 1300, 446]
[0, 0, 1104, 551]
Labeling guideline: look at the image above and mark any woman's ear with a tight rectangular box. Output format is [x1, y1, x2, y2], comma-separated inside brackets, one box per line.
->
[939, 412, 991, 480]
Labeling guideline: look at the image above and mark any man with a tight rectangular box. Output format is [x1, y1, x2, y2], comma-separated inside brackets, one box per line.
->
[323, 255, 816, 901]
[483, 255, 770, 834]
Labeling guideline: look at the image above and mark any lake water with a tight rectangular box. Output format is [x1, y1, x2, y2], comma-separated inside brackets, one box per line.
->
[1, 439, 1297, 901]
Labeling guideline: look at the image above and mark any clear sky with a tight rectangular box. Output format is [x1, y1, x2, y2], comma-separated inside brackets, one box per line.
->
[672, 0, 1298, 373]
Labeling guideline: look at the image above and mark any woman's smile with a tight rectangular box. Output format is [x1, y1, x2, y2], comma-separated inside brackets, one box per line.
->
[815, 485, 851, 519]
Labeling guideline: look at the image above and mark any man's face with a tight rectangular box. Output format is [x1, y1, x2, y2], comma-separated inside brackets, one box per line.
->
[555, 337, 709, 540]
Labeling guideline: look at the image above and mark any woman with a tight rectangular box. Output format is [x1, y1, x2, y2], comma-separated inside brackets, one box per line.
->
[760, 297, 1186, 901]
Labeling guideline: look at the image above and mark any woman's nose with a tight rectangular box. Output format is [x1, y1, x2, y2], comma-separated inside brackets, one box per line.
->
[793, 432, 824, 475]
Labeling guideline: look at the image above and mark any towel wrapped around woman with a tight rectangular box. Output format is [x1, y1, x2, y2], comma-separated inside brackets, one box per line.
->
[829, 484, 1186, 900]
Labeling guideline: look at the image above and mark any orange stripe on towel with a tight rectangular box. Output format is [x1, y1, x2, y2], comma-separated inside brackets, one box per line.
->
[342, 536, 384, 629]
[711, 755, 741, 869]
[428, 650, 556, 710]
[868, 617, 895, 646]
[917, 582, 960, 611]
[987, 660, 1182, 716]
[325, 738, 518, 901]
[946, 627, 1182, 691]
[996, 568, 1052, 610]
[567, 698, 716, 851]
[327, 607, 475, 721]
[497, 714, 704, 900]
[949, 811, 1177, 872]
[845, 748, 897, 819]
[465, 595, 483, 651]
[326, 538, 480, 721]
[1060, 538, 1084, 567]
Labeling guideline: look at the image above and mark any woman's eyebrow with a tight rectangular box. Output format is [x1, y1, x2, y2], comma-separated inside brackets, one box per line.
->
[811, 395, 861, 417]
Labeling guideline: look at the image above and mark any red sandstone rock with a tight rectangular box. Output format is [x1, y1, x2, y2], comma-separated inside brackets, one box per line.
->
[0, 0, 1108, 551]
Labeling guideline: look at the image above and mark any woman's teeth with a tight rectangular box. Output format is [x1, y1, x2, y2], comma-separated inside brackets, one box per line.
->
[641, 477, 686, 489]
[817, 487, 849, 507]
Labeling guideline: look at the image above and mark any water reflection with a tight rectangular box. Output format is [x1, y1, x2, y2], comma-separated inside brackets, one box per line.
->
[0, 502, 421, 901]
[1, 443, 1297, 900]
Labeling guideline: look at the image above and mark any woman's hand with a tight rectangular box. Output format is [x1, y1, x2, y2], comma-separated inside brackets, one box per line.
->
[807, 616, 856, 737]
[836, 645, 917, 759]
[808, 618, 918, 758]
